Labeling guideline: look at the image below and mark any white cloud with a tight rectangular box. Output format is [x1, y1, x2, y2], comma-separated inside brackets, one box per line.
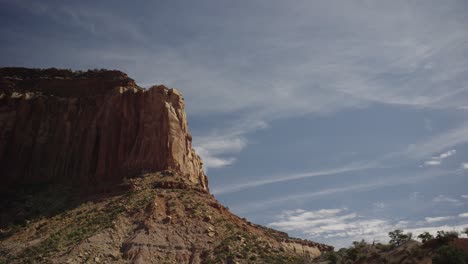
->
[269, 208, 468, 247]
[423, 149, 456, 166]
[268, 208, 397, 247]
[7, 0, 468, 177]
[424, 216, 454, 223]
[211, 122, 466, 194]
[373, 202, 386, 209]
[403, 125, 468, 161]
[234, 169, 455, 213]
[193, 118, 267, 170]
[195, 137, 246, 154]
[462, 163, 468, 169]
[359, 124, 468, 171]
[270, 208, 372, 234]
[194, 135, 247, 169]
[9, 0, 468, 118]
[432, 195, 463, 206]
[194, 138, 244, 170]
[425, 160, 441, 166]
[196, 148, 237, 169]
[270, 209, 359, 232]
[405, 224, 468, 239]
[279, 208, 343, 221]
[461, 195, 468, 199]
[439, 150, 457, 159]
[459, 213, 468, 218]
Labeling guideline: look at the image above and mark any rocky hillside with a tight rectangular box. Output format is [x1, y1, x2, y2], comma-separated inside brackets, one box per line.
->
[0, 67, 332, 264]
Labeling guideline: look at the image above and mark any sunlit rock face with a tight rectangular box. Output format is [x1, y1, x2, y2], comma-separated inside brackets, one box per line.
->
[0, 67, 208, 191]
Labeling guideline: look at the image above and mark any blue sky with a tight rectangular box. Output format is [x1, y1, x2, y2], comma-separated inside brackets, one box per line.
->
[1, 0, 468, 247]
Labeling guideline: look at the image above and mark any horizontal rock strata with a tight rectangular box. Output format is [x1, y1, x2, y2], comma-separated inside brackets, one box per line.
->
[0, 68, 207, 191]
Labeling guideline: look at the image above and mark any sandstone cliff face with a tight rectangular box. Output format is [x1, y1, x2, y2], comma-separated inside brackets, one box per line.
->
[0, 68, 208, 191]
[0, 68, 332, 264]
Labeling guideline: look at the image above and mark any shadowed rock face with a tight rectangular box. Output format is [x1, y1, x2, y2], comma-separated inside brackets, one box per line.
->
[0, 67, 208, 191]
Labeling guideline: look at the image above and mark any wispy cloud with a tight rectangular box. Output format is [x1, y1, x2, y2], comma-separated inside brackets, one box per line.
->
[424, 160, 441, 166]
[423, 149, 456, 166]
[5, 0, 468, 117]
[194, 118, 267, 170]
[214, 120, 468, 195]
[432, 195, 463, 206]
[459, 213, 468, 218]
[3, 1, 147, 43]
[424, 216, 454, 223]
[268, 208, 395, 247]
[269, 208, 385, 237]
[234, 169, 455, 213]
[269, 208, 468, 247]
[373, 202, 386, 209]
[405, 224, 468, 240]
[194, 138, 244, 170]
[5, 0, 468, 175]
[61, 6, 147, 42]
[2, 0, 468, 248]
[403, 125, 468, 161]
[195, 149, 236, 169]
[212, 162, 378, 195]
[438, 150, 457, 159]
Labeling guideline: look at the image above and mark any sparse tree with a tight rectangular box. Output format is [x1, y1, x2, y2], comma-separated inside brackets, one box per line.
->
[436, 230, 459, 244]
[418, 232, 434, 243]
[388, 229, 412, 247]
[407, 232, 413, 240]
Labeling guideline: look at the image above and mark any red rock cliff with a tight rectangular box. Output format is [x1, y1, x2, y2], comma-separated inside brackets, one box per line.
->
[0, 67, 208, 191]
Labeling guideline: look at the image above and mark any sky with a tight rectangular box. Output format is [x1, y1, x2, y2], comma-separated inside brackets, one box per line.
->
[1, 0, 468, 248]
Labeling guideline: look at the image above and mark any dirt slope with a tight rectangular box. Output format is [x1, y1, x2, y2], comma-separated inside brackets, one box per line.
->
[0, 172, 332, 264]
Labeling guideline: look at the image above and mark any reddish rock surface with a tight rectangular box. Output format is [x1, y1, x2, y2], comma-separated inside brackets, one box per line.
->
[0, 68, 333, 264]
[0, 67, 208, 191]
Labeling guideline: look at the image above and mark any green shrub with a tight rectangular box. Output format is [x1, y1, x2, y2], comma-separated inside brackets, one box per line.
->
[432, 245, 468, 264]
[323, 251, 340, 264]
[417, 232, 434, 243]
[436, 231, 459, 244]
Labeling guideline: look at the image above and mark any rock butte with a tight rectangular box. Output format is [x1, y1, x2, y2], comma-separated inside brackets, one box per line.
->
[0, 67, 333, 263]
[0, 67, 207, 191]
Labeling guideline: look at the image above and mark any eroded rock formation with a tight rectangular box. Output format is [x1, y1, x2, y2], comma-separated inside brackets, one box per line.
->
[0, 67, 207, 191]
[0, 67, 333, 263]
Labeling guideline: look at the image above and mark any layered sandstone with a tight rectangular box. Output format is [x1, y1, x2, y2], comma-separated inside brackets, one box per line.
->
[0, 68, 334, 263]
[0, 67, 208, 191]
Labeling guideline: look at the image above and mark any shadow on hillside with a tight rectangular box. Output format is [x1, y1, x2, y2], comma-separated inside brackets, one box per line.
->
[0, 180, 129, 240]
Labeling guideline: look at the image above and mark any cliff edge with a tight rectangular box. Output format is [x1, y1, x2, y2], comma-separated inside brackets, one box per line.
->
[0, 67, 207, 191]
[0, 67, 332, 264]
